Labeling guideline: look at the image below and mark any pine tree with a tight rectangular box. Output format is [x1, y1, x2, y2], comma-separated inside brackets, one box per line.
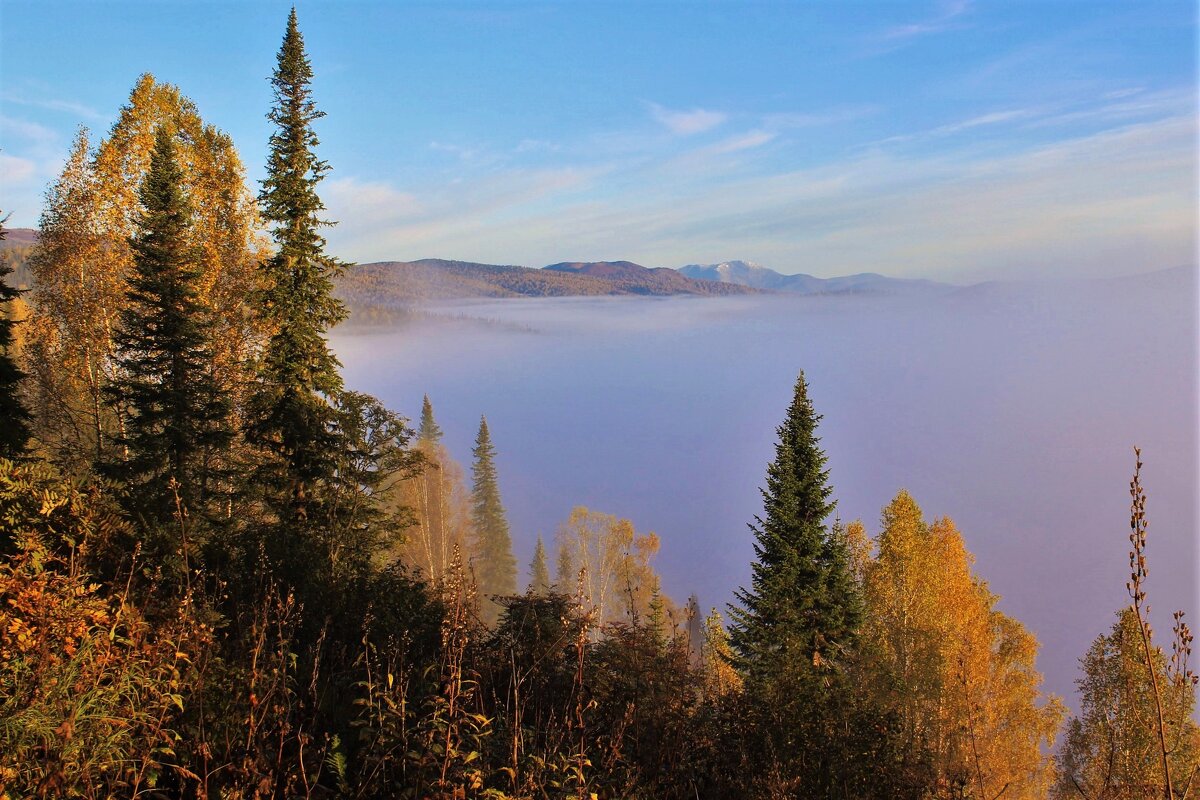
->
[729, 371, 862, 682]
[26, 81, 264, 476]
[418, 394, 443, 445]
[246, 7, 348, 523]
[104, 126, 231, 534]
[0, 213, 31, 458]
[555, 541, 575, 592]
[529, 534, 550, 593]
[685, 594, 704, 667]
[470, 416, 516, 620]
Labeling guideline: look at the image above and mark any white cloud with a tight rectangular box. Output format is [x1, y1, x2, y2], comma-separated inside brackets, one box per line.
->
[325, 165, 609, 263]
[882, 0, 972, 41]
[324, 177, 423, 227]
[877, 108, 1037, 145]
[0, 92, 103, 122]
[514, 138, 560, 154]
[697, 130, 777, 157]
[0, 115, 59, 145]
[762, 106, 878, 130]
[0, 153, 36, 184]
[646, 102, 727, 136]
[318, 102, 1195, 283]
[429, 141, 478, 161]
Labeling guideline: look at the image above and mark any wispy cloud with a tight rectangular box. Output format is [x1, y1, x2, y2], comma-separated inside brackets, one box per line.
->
[0, 113, 71, 223]
[882, 0, 973, 41]
[327, 111, 1195, 281]
[762, 106, 879, 131]
[0, 154, 37, 184]
[645, 101, 727, 136]
[325, 177, 423, 227]
[706, 130, 777, 155]
[429, 141, 478, 161]
[0, 115, 60, 145]
[514, 138, 561, 154]
[877, 108, 1038, 145]
[325, 165, 610, 263]
[874, 87, 1194, 149]
[0, 92, 104, 122]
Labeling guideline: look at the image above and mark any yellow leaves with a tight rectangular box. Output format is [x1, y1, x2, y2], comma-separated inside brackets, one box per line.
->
[25, 75, 267, 470]
[554, 506, 670, 627]
[861, 490, 1061, 799]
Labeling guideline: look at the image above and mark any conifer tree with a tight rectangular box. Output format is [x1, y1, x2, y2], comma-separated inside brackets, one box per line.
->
[104, 126, 231, 531]
[418, 393, 443, 445]
[729, 371, 862, 681]
[470, 416, 517, 619]
[26, 81, 265, 476]
[555, 542, 575, 592]
[247, 7, 348, 523]
[529, 534, 551, 592]
[725, 373, 868, 795]
[685, 594, 704, 666]
[0, 213, 31, 458]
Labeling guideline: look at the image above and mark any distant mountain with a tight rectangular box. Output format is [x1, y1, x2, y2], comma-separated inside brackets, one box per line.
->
[338, 259, 612, 304]
[0, 228, 38, 289]
[0, 228, 37, 248]
[543, 260, 753, 296]
[679, 260, 952, 296]
[336, 257, 756, 314]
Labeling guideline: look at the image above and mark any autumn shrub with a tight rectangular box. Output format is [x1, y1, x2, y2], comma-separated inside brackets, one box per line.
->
[0, 458, 207, 798]
[481, 591, 595, 799]
[585, 622, 699, 798]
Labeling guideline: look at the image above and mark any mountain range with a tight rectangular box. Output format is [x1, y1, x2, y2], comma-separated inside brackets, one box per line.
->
[338, 257, 951, 308]
[678, 260, 952, 296]
[1, 227, 951, 304]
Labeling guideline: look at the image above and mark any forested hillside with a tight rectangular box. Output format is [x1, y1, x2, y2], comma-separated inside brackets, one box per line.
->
[0, 10, 1195, 800]
[336, 257, 757, 312]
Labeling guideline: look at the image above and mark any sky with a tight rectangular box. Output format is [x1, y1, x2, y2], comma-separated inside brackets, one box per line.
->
[1, 1, 1196, 281]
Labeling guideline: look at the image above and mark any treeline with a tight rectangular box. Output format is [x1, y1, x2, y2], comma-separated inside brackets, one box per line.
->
[0, 10, 1197, 799]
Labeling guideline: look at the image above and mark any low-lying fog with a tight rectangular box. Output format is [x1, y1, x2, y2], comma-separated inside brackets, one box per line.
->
[331, 266, 1197, 710]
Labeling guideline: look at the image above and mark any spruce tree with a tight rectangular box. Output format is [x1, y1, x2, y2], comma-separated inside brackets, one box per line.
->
[470, 416, 517, 619]
[104, 126, 231, 532]
[0, 213, 31, 458]
[729, 371, 862, 682]
[555, 542, 575, 592]
[247, 7, 348, 523]
[418, 393, 443, 445]
[529, 534, 550, 593]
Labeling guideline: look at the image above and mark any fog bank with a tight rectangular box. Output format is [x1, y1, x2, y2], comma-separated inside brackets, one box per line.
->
[332, 266, 1197, 710]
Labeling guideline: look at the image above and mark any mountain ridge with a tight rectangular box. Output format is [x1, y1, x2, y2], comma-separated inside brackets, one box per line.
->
[679, 259, 952, 296]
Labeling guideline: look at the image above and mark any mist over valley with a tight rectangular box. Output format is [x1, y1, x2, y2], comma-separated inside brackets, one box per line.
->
[333, 263, 1198, 707]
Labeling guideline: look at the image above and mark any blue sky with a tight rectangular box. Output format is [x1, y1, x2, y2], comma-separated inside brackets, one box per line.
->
[1, 1, 1196, 280]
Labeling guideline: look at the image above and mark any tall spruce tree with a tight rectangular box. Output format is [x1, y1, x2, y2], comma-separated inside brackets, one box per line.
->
[470, 415, 517, 619]
[0, 213, 31, 458]
[529, 534, 550, 593]
[104, 126, 231, 532]
[247, 7, 348, 524]
[729, 371, 862, 682]
[418, 394, 443, 445]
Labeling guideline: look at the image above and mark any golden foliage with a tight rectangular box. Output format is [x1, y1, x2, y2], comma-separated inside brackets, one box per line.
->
[24, 75, 267, 473]
[0, 458, 208, 799]
[391, 440, 472, 586]
[553, 506, 668, 628]
[862, 490, 1063, 799]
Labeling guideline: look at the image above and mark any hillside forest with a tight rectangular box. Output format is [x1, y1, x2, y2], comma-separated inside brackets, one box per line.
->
[0, 11, 1197, 800]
